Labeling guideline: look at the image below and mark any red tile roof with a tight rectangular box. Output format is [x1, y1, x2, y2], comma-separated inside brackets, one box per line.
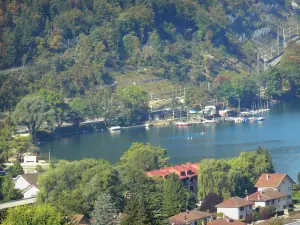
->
[208, 217, 246, 225]
[254, 173, 295, 188]
[216, 197, 254, 208]
[169, 210, 212, 224]
[146, 162, 200, 180]
[246, 188, 288, 202]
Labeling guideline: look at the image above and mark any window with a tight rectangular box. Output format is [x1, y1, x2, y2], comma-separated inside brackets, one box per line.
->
[240, 207, 244, 212]
[272, 200, 275, 204]
[278, 199, 280, 202]
[278, 189, 280, 192]
[239, 215, 243, 219]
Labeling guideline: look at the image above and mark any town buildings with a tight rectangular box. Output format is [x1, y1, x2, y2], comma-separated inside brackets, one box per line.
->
[216, 197, 254, 220]
[168, 210, 212, 225]
[146, 162, 200, 192]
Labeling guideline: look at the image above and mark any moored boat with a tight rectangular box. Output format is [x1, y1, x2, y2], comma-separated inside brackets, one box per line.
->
[257, 117, 265, 121]
[108, 126, 122, 131]
[176, 122, 190, 127]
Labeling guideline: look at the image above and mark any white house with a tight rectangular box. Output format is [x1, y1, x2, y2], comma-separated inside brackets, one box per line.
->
[246, 188, 288, 211]
[13, 173, 40, 199]
[216, 197, 254, 220]
[254, 173, 295, 204]
[23, 155, 37, 163]
[208, 216, 246, 225]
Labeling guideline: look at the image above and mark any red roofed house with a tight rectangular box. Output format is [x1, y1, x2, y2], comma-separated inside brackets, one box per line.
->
[254, 173, 295, 204]
[207, 216, 246, 225]
[146, 162, 200, 192]
[168, 210, 212, 225]
[246, 188, 288, 211]
[216, 197, 254, 220]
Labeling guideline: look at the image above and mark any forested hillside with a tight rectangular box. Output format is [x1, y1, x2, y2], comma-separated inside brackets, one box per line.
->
[0, 0, 299, 111]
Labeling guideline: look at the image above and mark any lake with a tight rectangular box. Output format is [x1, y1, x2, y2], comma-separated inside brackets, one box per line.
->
[40, 101, 300, 180]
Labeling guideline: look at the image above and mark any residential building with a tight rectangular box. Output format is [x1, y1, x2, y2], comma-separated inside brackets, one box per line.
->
[216, 197, 254, 220]
[246, 188, 288, 211]
[13, 173, 40, 199]
[168, 210, 212, 225]
[254, 173, 295, 204]
[146, 162, 200, 192]
[207, 217, 246, 225]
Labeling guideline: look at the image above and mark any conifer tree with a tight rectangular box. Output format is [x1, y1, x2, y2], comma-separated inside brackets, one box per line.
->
[92, 193, 117, 225]
[162, 173, 186, 217]
[1, 175, 22, 201]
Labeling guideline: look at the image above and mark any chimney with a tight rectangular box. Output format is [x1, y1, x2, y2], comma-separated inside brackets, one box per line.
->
[246, 195, 249, 200]
[266, 174, 269, 180]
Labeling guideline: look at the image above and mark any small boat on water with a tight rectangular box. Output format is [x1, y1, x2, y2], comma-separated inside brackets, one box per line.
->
[145, 123, 153, 128]
[257, 117, 265, 121]
[176, 122, 190, 127]
[108, 126, 122, 131]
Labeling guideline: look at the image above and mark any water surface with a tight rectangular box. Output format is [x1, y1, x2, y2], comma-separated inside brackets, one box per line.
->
[40, 101, 300, 180]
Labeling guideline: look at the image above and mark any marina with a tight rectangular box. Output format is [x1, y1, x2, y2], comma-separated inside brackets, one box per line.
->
[40, 101, 300, 180]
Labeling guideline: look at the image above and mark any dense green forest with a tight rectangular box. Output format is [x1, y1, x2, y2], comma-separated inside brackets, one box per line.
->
[0, 0, 300, 120]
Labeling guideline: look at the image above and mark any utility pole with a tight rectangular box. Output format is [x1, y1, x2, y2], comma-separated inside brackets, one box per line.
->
[49, 149, 51, 164]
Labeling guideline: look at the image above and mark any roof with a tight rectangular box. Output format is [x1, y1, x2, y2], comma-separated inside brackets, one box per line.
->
[71, 214, 89, 225]
[169, 210, 212, 224]
[254, 173, 295, 188]
[246, 188, 288, 202]
[216, 197, 254, 208]
[20, 173, 40, 188]
[208, 217, 246, 225]
[146, 162, 200, 180]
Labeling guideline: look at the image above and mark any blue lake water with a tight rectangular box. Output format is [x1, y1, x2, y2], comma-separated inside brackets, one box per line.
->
[40, 101, 300, 180]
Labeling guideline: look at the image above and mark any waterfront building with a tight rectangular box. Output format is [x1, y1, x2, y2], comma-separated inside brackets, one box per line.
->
[146, 162, 200, 192]
[216, 197, 254, 220]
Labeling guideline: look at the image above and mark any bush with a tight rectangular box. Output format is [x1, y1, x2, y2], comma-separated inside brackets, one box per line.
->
[201, 193, 223, 213]
[217, 212, 224, 218]
[245, 213, 257, 223]
[259, 206, 277, 220]
[36, 165, 44, 172]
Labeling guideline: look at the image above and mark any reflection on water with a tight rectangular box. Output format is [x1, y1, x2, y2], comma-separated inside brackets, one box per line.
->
[40, 101, 300, 179]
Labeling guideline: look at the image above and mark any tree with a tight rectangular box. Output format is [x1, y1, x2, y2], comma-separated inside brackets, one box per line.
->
[120, 143, 169, 171]
[12, 95, 54, 141]
[38, 159, 122, 215]
[1, 174, 22, 201]
[200, 193, 223, 212]
[67, 97, 88, 127]
[2, 204, 62, 225]
[162, 173, 186, 217]
[92, 193, 117, 225]
[10, 160, 24, 178]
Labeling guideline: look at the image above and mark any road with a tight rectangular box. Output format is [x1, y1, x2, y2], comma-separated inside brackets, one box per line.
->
[0, 198, 36, 210]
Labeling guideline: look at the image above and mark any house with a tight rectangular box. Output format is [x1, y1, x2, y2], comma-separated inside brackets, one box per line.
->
[23, 155, 37, 163]
[246, 188, 288, 211]
[216, 197, 254, 220]
[169, 210, 212, 225]
[207, 217, 246, 225]
[254, 173, 295, 204]
[146, 162, 200, 192]
[70, 214, 90, 225]
[13, 173, 40, 199]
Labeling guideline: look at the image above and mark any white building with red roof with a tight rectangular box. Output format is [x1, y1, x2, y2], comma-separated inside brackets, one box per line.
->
[245, 188, 288, 211]
[146, 162, 200, 192]
[216, 197, 254, 220]
[254, 173, 295, 204]
[207, 216, 246, 225]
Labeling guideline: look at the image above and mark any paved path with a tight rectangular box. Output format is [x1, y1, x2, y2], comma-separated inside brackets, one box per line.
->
[0, 198, 36, 210]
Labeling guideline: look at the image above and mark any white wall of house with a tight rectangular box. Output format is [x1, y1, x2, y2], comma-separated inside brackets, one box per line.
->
[14, 176, 30, 190]
[254, 197, 288, 211]
[217, 206, 253, 220]
[23, 186, 39, 199]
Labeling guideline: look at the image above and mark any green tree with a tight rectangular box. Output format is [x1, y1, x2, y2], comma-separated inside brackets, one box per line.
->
[67, 97, 88, 127]
[1, 174, 22, 202]
[38, 159, 121, 215]
[10, 161, 24, 178]
[92, 193, 117, 225]
[2, 204, 62, 225]
[162, 173, 186, 217]
[12, 95, 54, 141]
[120, 142, 169, 171]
